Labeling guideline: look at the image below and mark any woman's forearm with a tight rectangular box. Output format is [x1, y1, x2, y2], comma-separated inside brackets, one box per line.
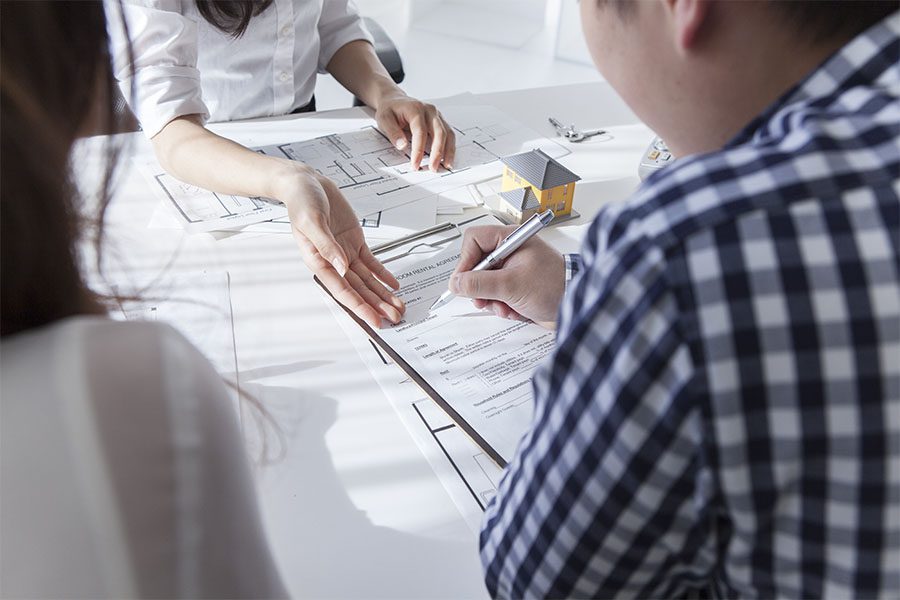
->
[326, 40, 404, 110]
[150, 115, 306, 201]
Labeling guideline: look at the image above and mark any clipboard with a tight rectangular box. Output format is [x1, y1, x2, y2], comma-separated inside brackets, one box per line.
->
[314, 213, 513, 467]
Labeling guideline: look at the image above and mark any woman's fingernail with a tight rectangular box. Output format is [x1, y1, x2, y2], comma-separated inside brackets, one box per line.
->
[395, 139, 407, 150]
[449, 274, 460, 293]
[332, 258, 348, 277]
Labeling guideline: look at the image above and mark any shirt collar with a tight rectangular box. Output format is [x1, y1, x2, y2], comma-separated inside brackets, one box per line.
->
[727, 10, 900, 148]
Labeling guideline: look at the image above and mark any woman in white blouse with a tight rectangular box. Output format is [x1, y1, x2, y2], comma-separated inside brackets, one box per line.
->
[1, 3, 286, 597]
[107, 0, 457, 329]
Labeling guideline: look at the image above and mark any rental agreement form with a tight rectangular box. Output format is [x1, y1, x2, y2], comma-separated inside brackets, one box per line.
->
[373, 218, 556, 466]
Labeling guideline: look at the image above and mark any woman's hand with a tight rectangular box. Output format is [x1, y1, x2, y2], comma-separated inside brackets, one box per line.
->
[374, 93, 457, 173]
[449, 225, 566, 329]
[273, 163, 405, 329]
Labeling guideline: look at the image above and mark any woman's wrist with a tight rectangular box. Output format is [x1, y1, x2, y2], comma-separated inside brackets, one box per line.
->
[369, 76, 407, 112]
[265, 158, 316, 204]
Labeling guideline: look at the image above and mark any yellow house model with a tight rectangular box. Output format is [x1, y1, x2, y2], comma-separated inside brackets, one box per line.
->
[498, 149, 581, 224]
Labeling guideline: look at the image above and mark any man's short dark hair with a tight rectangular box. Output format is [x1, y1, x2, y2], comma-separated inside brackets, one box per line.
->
[600, 0, 896, 44]
[772, 1, 897, 44]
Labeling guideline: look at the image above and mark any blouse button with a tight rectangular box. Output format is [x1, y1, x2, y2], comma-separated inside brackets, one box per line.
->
[279, 72, 289, 82]
[281, 25, 291, 37]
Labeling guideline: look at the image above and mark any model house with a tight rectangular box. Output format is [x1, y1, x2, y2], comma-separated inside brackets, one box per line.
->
[498, 148, 580, 223]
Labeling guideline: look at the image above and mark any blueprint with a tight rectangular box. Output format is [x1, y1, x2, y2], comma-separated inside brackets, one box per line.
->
[142, 104, 568, 234]
[261, 104, 568, 219]
[148, 171, 288, 234]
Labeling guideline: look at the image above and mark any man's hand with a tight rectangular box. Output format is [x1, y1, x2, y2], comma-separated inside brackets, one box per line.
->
[449, 225, 566, 329]
[374, 94, 457, 173]
[274, 163, 404, 329]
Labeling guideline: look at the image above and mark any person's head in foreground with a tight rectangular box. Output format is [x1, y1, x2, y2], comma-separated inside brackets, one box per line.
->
[460, 1, 900, 597]
[1, 2, 285, 596]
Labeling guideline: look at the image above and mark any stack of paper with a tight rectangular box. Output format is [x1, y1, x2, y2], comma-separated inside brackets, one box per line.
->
[139, 103, 569, 241]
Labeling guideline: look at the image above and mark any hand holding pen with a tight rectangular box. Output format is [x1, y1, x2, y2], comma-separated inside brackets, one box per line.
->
[433, 211, 567, 329]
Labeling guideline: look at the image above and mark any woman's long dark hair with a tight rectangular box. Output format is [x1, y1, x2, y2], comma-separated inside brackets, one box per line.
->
[196, 0, 274, 38]
[0, 0, 282, 459]
[0, 1, 129, 337]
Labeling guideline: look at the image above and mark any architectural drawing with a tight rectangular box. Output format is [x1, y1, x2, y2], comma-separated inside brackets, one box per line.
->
[144, 104, 568, 233]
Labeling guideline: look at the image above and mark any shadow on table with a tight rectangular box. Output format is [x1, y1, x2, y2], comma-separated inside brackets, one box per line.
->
[244, 381, 487, 599]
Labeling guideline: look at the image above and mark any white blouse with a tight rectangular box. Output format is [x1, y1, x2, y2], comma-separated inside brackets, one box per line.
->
[106, 0, 372, 137]
[0, 317, 286, 598]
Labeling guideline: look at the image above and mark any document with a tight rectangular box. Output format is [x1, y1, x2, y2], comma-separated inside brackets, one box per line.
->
[142, 168, 289, 233]
[239, 195, 439, 244]
[329, 295, 505, 532]
[140, 103, 568, 233]
[364, 215, 556, 466]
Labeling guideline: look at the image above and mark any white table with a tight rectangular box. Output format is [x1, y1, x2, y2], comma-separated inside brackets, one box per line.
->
[86, 81, 652, 599]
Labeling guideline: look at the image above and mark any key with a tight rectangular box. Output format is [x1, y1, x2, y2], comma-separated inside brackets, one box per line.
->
[568, 127, 607, 143]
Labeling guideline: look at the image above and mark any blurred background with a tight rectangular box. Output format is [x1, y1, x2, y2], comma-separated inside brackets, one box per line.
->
[316, 0, 601, 108]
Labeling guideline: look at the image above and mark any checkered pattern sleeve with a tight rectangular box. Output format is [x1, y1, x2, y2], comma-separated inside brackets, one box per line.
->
[480, 12, 900, 597]
[564, 253, 582, 289]
[480, 233, 717, 598]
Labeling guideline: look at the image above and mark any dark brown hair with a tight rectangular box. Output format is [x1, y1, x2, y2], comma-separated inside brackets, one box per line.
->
[770, 1, 897, 45]
[195, 0, 274, 38]
[0, 0, 282, 461]
[600, 0, 896, 43]
[0, 1, 130, 337]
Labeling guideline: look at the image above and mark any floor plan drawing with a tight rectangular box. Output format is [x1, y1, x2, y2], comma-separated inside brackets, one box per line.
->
[142, 103, 568, 233]
[150, 172, 288, 233]
[261, 104, 568, 219]
[276, 128, 411, 192]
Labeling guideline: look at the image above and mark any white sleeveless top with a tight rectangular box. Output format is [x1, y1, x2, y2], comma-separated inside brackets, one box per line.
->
[0, 317, 287, 598]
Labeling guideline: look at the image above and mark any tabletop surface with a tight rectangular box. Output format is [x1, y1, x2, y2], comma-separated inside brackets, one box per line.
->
[79, 81, 652, 599]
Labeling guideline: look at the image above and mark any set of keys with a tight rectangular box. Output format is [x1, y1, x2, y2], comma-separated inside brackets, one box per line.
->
[548, 116, 607, 143]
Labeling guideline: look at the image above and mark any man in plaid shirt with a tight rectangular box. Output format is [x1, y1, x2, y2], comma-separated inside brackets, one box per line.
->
[449, 1, 899, 597]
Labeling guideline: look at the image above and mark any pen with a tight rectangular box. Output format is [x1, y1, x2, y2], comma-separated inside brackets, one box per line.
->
[430, 209, 556, 312]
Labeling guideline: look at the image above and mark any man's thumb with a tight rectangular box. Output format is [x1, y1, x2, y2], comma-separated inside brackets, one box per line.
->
[450, 270, 505, 300]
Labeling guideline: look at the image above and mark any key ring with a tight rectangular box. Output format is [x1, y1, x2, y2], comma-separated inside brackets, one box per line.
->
[548, 116, 607, 143]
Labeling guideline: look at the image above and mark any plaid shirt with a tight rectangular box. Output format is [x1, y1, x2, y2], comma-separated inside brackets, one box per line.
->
[481, 12, 900, 599]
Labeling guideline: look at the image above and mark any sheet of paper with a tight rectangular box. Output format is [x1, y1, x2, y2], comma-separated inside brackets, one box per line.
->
[140, 103, 567, 233]
[255, 104, 567, 218]
[374, 215, 556, 466]
[239, 195, 438, 243]
[327, 283, 504, 533]
[139, 165, 289, 234]
[324, 212, 590, 530]
[108, 270, 239, 381]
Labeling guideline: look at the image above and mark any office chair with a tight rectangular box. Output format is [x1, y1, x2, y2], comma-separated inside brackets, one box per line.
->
[109, 16, 405, 133]
[354, 17, 405, 106]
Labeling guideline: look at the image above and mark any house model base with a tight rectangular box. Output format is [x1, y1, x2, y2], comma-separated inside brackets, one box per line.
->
[486, 194, 580, 227]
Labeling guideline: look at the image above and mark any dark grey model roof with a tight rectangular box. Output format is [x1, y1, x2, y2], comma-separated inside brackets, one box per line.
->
[499, 187, 541, 211]
[500, 148, 581, 189]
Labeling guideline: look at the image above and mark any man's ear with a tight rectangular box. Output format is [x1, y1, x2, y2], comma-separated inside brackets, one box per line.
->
[668, 0, 712, 52]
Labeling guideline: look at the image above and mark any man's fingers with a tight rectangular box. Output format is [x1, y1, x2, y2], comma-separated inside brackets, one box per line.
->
[450, 269, 511, 302]
[408, 113, 428, 171]
[454, 225, 516, 274]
